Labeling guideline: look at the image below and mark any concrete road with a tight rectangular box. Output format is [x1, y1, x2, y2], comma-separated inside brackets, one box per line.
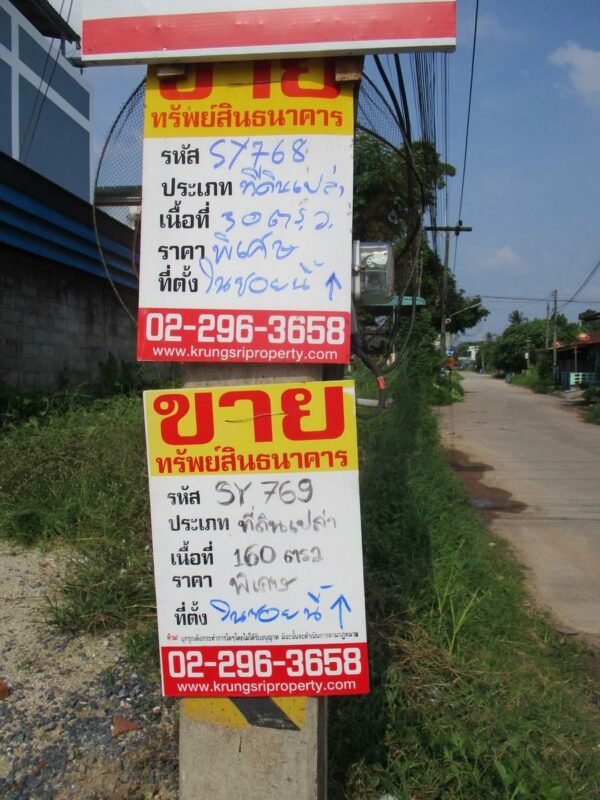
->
[438, 371, 600, 639]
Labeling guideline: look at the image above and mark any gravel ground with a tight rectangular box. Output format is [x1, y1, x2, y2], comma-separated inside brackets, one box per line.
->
[0, 541, 179, 799]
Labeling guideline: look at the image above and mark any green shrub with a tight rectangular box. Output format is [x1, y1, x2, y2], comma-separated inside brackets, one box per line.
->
[511, 366, 553, 394]
[583, 386, 600, 404]
[586, 403, 600, 424]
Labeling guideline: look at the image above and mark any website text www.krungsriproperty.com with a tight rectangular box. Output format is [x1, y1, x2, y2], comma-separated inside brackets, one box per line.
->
[175, 678, 357, 695]
[151, 345, 339, 362]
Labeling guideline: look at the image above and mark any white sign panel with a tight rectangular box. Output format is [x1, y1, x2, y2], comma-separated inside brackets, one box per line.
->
[137, 60, 354, 364]
[81, 0, 457, 65]
[143, 381, 369, 697]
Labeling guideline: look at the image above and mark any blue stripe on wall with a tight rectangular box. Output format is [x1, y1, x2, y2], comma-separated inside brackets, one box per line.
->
[0, 182, 138, 290]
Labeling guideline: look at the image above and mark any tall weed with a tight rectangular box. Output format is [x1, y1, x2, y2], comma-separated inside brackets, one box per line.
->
[0, 395, 155, 659]
[511, 366, 553, 394]
[329, 356, 600, 799]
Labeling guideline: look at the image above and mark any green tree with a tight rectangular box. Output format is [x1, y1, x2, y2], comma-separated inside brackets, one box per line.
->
[508, 309, 526, 325]
[352, 133, 455, 244]
[476, 332, 495, 372]
[579, 309, 600, 332]
[489, 315, 579, 373]
[352, 131, 489, 342]
[418, 248, 489, 334]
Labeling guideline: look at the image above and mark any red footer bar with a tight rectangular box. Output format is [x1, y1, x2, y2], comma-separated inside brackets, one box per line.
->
[137, 308, 350, 363]
[161, 642, 369, 697]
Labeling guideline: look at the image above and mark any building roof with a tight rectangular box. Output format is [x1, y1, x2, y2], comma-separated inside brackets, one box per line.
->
[557, 329, 600, 352]
[10, 0, 79, 42]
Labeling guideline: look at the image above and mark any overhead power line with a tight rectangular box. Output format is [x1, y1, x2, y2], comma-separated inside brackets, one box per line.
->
[21, 0, 75, 161]
[558, 257, 600, 311]
[476, 294, 600, 303]
[457, 0, 480, 226]
[451, 0, 479, 277]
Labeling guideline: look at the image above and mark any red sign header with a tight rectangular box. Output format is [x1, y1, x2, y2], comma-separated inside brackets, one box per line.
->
[81, 0, 456, 65]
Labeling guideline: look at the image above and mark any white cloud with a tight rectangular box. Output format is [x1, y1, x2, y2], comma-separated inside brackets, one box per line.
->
[479, 245, 526, 271]
[549, 41, 600, 106]
[475, 12, 526, 45]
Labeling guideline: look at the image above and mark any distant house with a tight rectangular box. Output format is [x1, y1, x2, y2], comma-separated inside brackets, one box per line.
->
[555, 330, 600, 389]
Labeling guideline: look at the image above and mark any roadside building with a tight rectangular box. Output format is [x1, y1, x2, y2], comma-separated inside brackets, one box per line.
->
[555, 330, 600, 389]
[0, 0, 90, 198]
[1, 0, 140, 392]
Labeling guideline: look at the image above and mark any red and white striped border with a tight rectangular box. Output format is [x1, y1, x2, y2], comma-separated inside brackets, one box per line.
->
[81, 0, 455, 63]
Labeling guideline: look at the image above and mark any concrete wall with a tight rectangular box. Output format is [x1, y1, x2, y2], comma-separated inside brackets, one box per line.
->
[1, 243, 141, 392]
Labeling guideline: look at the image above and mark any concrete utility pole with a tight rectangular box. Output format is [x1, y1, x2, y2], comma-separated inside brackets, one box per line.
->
[552, 289, 558, 381]
[175, 61, 362, 800]
[180, 363, 328, 800]
[424, 224, 472, 362]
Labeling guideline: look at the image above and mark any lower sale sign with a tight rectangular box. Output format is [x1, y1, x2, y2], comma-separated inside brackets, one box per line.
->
[143, 380, 368, 697]
[137, 59, 354, 365]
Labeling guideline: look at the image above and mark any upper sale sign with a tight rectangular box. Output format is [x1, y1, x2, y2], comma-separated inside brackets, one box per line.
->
[137, 59, 354, 364]
[81, 1, 456, 65]
[143, 380, 368, 697]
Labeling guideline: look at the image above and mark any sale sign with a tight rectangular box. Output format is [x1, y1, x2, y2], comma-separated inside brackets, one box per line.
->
[143, 380, 369, 697]
[137, 59, 354, 365]
[81, 0, 456, 65]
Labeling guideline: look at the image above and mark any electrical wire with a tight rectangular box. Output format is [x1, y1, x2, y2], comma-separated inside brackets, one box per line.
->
[21, 0, 75, 161]
[354, 51, 440, 392]
[477, 294, 600, 303]
[20, 0, 66, 159]
[377, 234, 423, 373]
[456, 0, 479, 228]
[91, 79, 147, 326]
[452, 0, 480, 276]
[393, 53, 412, 142]
[442, 53, 450, 249]
[353, 340, 387, 420]
[558, 256, 600, 311]
[359, 62, 426, 211]
[26, 0, 78, 41]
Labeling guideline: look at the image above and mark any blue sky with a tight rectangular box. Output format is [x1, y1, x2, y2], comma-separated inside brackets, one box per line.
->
[446, 0, 600, 338]
[67, 0, 600, 339]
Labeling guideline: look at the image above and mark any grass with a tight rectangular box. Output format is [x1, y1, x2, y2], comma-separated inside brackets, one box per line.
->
[431, 370, 464, 405]
[511, 366, 554, 394]
[584, 388, 600, 424]
[1, 359, 599, 797]
[0, 394, 158, 662]
[586, 404, 600, 424]
[328, 360, 600, 799]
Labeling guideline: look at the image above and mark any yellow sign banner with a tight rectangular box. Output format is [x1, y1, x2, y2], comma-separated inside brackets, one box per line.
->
[144, 58, 354, 138]
[144, 380, 358, 477]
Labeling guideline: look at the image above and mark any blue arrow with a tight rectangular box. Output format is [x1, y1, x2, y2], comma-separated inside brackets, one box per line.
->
[330, 594, 352, 630]
[325, 272, 342, 301]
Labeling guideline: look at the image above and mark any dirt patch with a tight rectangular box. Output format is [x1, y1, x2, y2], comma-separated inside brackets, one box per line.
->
[443, 447, 527, 518]
[0, 540, 178, 800]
